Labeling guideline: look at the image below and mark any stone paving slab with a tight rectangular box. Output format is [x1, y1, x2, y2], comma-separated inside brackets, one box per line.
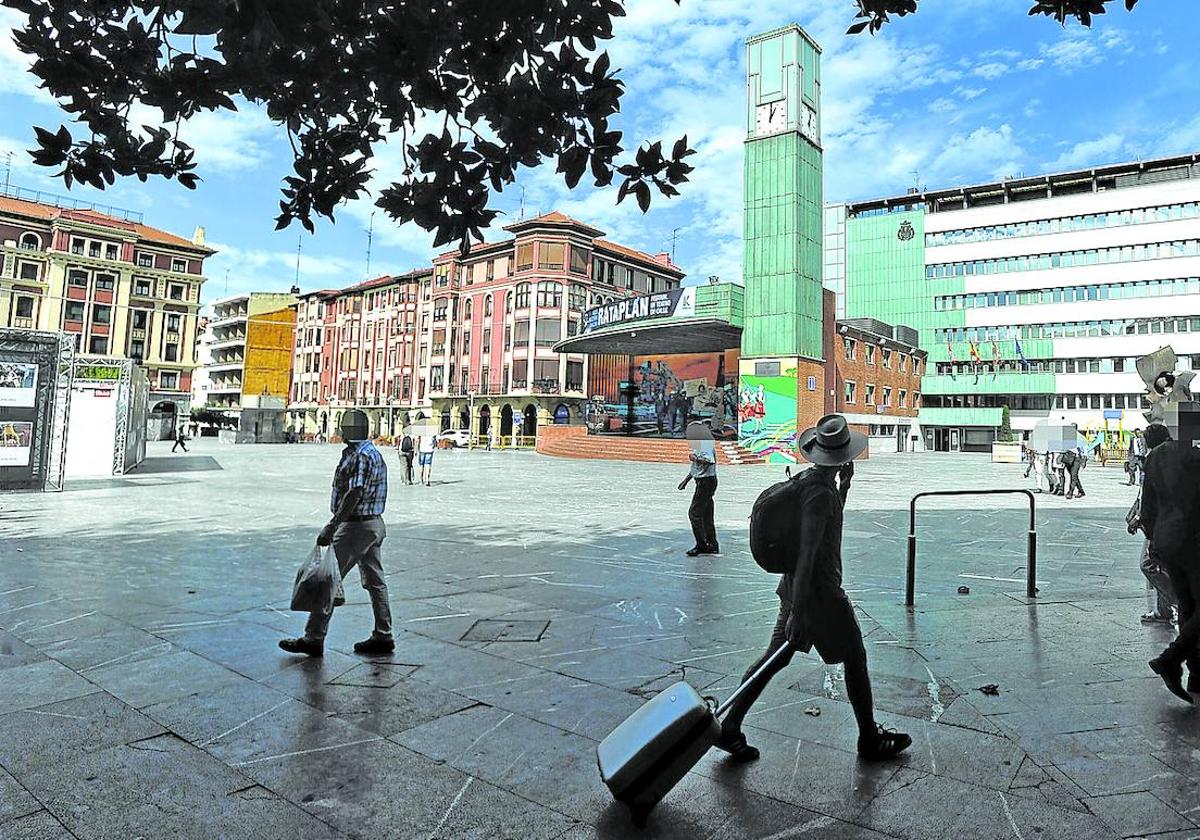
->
[2, 440, 1199, 838]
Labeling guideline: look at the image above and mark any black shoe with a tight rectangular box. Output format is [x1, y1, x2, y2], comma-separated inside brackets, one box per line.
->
[1188, 671, 1200, 695]
[353, 636, 395, 656]
[279, 637, 323, 657]
[716, 729, 760, 763]
[1149, 656, 1194, 704]
[703, 543, 720, 555]
[685, 546, 705, 557]
[858, 724, 912, 760]
[1076, 492, 1085, 499]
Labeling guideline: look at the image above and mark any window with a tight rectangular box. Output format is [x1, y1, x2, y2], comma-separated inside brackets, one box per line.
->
[104, 244, 119, 261]
[513, 320, 530, 345]
[68, 270, 88, 287]
[537, 281, 562, 308]
[95, 274, 115, 291]
[480, 367, 490, 390]
[136, 252, 154, 267]
[569, 284, 586, 310]
[755, 361, 781, 377]
[462, 331, 471, 355]
[882, 349, 893, 369]
[843, 338, 856, 360]
[845, 381, 856, 403]
[482, 328, 491, 352]
[65, 301, 85, 321]
[160, 372, 179, 390]
[515, 282, 531, 308]
[899, 354, 908, 372]
[516, 243, 534, 271]
[88, 335, 108, 354]
[171, 258, 187, 273]
[18, 262, 39, 281]
[534, 359, 558, 381]
[539, 242, 565, 270]
[18, 232, 40, 250]
[535, 318, 561, 346]
[89, 242, 101, 258]
[484, 295, 493, 317]
[624, 266, 634, 289]
[464, 299, 473, 321]
[566, 360, 584, 390]
[882, 387, 892, 407]
[433, 303, 448, 321]
[865, 384, 876, 405]
[169, 283, 185, 300]
[93, 305, 112, 324]
[15, 297, 34, 318]
[569, 247, 588, 275]
[899, 390, 908, 408]
[166, 313, 181, 332]
[131, 309, 149, 330]
[129, 339, 144, 360]
[866, 345, 876, 366]
[70, 238, 84, 255]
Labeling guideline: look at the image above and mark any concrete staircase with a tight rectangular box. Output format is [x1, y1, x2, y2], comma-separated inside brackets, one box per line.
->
[536, 426, 767, 465]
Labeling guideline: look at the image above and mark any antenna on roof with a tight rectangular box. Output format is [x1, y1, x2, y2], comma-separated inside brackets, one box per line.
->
[365, 211, 375, 280]
[519, 186, 526, 220]
[670, 227, 682, 263]
[2, 151, 11, 191]
[224, 268, 229, 298]
[295, 234, 302, 287]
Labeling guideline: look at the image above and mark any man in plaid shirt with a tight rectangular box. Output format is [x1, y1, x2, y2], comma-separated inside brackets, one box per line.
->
[280, 410, 394, 657]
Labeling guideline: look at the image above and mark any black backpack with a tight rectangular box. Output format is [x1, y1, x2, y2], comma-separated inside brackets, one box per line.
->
[401, 435, 414, 452]
[749, 469, 811, 573]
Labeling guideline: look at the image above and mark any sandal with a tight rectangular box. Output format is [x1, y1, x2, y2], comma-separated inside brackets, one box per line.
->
[858, 724, 912, 760]
[715, 730, 760, 763]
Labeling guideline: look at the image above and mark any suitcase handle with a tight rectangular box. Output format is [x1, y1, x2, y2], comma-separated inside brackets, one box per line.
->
[712, 642, 793, 719]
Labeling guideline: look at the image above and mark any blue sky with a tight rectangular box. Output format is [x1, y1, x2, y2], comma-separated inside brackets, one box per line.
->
[2, 1, 1198, 307]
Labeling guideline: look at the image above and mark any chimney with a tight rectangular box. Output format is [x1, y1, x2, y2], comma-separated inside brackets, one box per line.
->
[192, 226, 206, 246]
[654, 252, 672, 266]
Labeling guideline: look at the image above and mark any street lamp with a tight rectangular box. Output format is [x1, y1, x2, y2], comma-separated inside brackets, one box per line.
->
[467, 389, 475, 449]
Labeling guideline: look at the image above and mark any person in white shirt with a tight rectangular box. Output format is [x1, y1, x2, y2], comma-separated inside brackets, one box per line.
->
[682, 422, 719, 556]
[417, 434, 436, 486]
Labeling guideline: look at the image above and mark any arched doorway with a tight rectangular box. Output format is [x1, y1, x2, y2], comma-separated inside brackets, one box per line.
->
[151, 400, 178, 441]
[500, 404, 513, 437]
[319, 411, 328, 435]
[440, 408, 451, 431]
[523, 404, 538, 437]
[479, 405, 491, 436]
[553, 403, 570, 425]
[459, 407, 470, 430]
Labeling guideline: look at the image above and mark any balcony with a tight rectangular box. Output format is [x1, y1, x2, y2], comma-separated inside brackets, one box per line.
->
[209, 334, 246, 350]
[208, 381, 243, 394]
[207, 359, 245, 373]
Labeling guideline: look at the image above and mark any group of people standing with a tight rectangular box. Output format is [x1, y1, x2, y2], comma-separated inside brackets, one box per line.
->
[394, 430, 436, 486]
[1022, 444, 1086, 498]
[1129, 422, 1200, 703]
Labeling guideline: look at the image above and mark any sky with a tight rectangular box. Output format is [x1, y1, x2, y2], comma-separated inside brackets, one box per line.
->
[2, 1, 1199, 308]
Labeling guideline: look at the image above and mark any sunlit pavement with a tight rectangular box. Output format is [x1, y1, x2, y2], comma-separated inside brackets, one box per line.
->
[1, 440, 1196, 839]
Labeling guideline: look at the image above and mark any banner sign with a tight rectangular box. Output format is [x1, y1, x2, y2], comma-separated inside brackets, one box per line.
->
[581, 287, 696, 335]
[0, 362, 38, 408]
[75, 364, 122, 382]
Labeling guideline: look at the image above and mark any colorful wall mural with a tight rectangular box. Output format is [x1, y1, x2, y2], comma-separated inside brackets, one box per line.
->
[739, 369, 800, 464]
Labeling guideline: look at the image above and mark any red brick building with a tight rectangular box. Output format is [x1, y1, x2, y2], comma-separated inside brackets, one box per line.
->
[833, 317, 926, 453]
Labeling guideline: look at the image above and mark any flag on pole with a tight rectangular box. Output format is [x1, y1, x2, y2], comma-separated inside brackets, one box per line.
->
[991, 340, 1002, 380]
[946, 340, 957, 380]
[968, 341, 981, 384]
[1014, 338, 1031, 371]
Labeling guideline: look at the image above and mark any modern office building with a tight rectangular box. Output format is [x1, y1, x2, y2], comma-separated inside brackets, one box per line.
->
[197, 291, 297, 441]
[829, 153, 1200, 452]
[0, 186, 214, 432]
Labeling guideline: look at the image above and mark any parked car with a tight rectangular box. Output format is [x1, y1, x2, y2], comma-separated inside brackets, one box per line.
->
[435, 429, 471, 448]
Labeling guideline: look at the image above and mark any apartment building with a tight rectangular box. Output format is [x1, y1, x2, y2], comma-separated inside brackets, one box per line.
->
[0, 186, 213, 426]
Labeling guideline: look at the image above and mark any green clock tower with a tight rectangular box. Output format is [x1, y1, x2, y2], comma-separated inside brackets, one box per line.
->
[739, 24, 827, 462]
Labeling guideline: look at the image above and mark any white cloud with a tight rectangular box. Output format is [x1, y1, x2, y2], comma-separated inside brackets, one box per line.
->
[202, 241, 364, 302]
[1046, 133, 1125, 171]
[929, 124, 1026, 185]
[929, 98, 957, 114]
[1017, 58, 1045, 71]
[954, 86, 987, 100]
[973, 62, 1009, 80]
[0, 7, 52, 104]
[128, 102, 278, 176]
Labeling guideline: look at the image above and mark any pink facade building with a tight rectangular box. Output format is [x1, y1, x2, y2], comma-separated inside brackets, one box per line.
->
[287, 212, 684, 442]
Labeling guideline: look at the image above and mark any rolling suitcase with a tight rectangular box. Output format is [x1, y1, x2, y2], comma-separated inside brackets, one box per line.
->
[596, 643, 792, 824]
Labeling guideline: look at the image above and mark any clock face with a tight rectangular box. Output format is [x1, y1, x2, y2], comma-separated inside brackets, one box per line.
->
[800, 105, 819, 143]
[754, 100, 786, 136]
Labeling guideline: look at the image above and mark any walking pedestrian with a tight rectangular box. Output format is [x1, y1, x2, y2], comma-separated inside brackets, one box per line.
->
[171, 424, 189, 453]
[397, 429, 416, 485]
[1062, 447, 1086, 499]
[1128, 430, 1148, 486]
[1141, 428, 1200, 703]
[681, 422, 718, 557]
[1134, 424, 1177, 625]
[717, 414, 912, 762]
[418, 432, 436, 485]
[1050, 451, 1067, 496]
[279, 409, 394, 657]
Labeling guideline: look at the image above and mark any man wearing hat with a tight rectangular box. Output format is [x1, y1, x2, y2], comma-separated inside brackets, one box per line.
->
[280, 409, 395, 657]
[716, 414, 912, 762]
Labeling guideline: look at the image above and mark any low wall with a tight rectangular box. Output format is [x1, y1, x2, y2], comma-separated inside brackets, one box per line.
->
[536, 424, 586, 454]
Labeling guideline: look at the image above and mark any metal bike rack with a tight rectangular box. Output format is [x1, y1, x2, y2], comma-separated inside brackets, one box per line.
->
[906, 489, 1037, 607]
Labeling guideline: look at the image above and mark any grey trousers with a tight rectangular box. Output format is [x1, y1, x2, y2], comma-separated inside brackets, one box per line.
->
[1141, 539, 1176, 618]
[304, 519, 392, 642]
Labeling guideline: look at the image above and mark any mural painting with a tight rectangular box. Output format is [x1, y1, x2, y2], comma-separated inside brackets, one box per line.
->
[586, 351, 738, 438]
[738, 371, 799, 464]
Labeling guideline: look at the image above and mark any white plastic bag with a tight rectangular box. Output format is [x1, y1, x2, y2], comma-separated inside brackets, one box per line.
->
[290, 544, 343, 612]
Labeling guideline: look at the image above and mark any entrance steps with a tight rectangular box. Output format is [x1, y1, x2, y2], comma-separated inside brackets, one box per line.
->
[536, 426, 767, 465]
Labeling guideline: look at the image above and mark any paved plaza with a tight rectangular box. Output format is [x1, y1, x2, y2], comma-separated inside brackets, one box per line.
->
[1, 442, 1198, 839]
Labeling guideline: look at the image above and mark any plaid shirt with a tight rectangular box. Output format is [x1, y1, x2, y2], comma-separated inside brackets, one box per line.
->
[331, 441, 388, 516]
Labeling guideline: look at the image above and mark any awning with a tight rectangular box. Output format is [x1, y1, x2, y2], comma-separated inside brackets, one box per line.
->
[553, 318, 742, 356]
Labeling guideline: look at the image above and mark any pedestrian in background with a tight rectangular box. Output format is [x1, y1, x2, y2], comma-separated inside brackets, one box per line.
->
[398, 429, 416, 485]
[718, 415, 911, 763]
[1132, 424, 1176, 625]
[1141, 427, 1200, 703]
[1062, 447, 1086, 499]
[1128, 430, 1148, 486]
[171, 424, 189, 453]
[682, 422, 719, 557]
[280, 409, 394, 658]
[418, 432, 436, 485]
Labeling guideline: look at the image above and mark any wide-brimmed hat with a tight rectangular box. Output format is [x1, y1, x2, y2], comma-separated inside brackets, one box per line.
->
[798, 414, 867, 466]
